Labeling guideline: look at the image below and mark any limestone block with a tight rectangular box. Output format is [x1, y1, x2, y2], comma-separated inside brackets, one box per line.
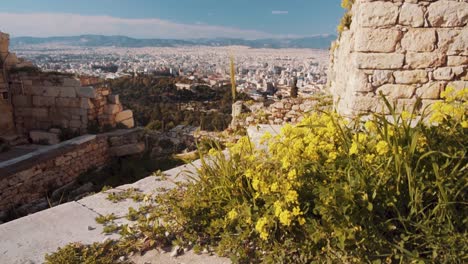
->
[401, 29, 436, 52]
[29, 130, 60, 145]
[56, 97, 81, 108]
[372, 70, 395, 87]
[447, 81, 468, 92]
[59, 86, 76, 98]
[80, 98, 94, 109]
[31, 108, 48, 118]
[394, 70, 428, 84]
[354, 53, 405, 69]
[427, 1, 468, 27]
[447, 56, 468, 66]
[355, 28, 401, 53]
[69, 120, 82, 128]
[376, 84, 415, 99]
[75, 86, 97, 98]
[448, 28, 468, 56]
[437, 29, 462, 53]
[399, 3, 424, 27]
[357, 2, 399, 27]
[107, 94, 120, 104]
[115, 110, 134, 128]
[62, 78, 81, 87]
[416, 82, 445, 99]
[350, 97, 383, 113]
[104, 104, 123, 115]
[14, 107, 34, 117]
[109, 143, 145, 157]
[32, 96, 56, 107]
[12, 95, 32, 107]
[406, 53, 446, 69]
[433, 67, 456, 81]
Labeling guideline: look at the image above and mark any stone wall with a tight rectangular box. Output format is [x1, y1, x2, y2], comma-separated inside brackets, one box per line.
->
[0, 135, 109, 216]
[0, 129, 146, 218]
[329, 0, 468, 116]
[231, 96, 330, 129]
[9, 72, 134, 135]
[0, 31, 134, 140]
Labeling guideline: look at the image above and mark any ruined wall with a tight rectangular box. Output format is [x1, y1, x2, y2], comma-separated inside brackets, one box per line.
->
[231, 97, 330, 129]
[0, 135, 110, 215]
[9, 72, 134, 136]
[329, 0, 468, 116]
[0, 128, 145, 218]
[0, 33, 15, 136]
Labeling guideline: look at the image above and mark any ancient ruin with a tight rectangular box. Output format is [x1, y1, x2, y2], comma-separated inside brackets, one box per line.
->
[329, 0, 468, 115]
[0, 31, 135, 143]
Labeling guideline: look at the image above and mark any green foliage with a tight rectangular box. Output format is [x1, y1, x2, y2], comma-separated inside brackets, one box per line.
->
[106, 188, 145, 203]
[338, 0, 354, 35]
[46, 89, 468, 263]
[95, 213, 117, 225]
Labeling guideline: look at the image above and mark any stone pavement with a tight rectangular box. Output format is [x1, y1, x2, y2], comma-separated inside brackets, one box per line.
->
[0, 159, 231, 264]
[0, 126, 276, 263]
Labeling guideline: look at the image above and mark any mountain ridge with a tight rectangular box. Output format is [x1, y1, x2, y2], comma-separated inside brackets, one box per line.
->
[11, 34, 336, 49]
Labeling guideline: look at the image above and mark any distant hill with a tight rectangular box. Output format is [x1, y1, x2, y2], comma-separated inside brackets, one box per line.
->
[11, 35, 336, 49]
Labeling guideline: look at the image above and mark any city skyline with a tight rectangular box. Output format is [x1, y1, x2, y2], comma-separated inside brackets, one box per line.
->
[0, 0, 344, 39]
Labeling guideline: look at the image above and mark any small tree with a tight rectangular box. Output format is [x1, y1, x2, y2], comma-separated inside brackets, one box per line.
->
[290, 77, 298, 98]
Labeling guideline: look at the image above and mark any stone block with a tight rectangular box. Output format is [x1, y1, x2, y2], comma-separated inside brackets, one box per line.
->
[62, 78, 81, 87]
[394, 70, 428, 84]
[59, 86, 76, 98]
[12, 95, 32, 107]
[433, 67, 456, 81]
[447, 56, 468, 66]
[416, 82, 445, 99]
[437, 29, 462, 53]
[357, 2, 399, 27]
[109, 143, 145, 157]
[355, 28, 401, 53]
[448, 28, 468, 56]
[115, 110, 134, 128]
[69, 120, 82, 128]
[399, 3, 424, 27]
[107, 94, 120, 104]
[56, 97, 81, 108]
[372, 70, 394, 87]
[29, 130, 60, 145]
[401, 29, 436, 52]
[104, 104, 122, 115]
[376, 84, 415, 99]
[447, 81, 468, 92]
[427, 1, 468, 27]
[32, 96, 56, 107]
[31, 108, 48, 118]
[75, 86, 96, 98]
[406, 53, 446, 69]
[80, 98, 94, 109]
[354, 53, 404, 70]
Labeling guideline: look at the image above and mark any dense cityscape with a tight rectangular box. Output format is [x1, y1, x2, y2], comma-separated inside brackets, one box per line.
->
[12, 44, 329, 98]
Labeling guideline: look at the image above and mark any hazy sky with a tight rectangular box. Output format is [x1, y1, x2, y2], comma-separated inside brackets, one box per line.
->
[0, 0, 344, 39]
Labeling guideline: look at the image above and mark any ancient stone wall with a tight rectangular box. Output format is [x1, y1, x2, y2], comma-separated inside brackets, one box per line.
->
[231, 97, 330, 128]
[329, 0, 468, 116]
[0, 135, 109, 216]
[0, 129, 146, 218]
[9, 72, 134, 136]
[0, 33, 15, 136]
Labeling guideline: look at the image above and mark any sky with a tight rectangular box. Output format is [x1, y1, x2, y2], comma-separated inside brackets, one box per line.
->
[0, 0, 345, 39]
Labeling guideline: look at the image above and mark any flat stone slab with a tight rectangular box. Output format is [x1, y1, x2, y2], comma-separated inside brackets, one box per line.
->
[0, 159, 221, 264]
[0, 202, 117, 264]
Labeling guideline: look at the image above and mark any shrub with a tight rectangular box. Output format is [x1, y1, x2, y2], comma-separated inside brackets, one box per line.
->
[46, 88, 467, 263]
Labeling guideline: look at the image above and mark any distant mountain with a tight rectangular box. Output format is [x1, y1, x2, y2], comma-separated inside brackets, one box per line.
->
[11, 35, 336, 49]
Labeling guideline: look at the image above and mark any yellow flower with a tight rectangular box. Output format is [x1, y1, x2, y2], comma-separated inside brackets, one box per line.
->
[274, 201, 283, 217]
[401, 111, 412, 121]
[292, 206, 302, 216]
[255, 217, 269, 240]
[375, 141, 389, 155]
[365, 154, 375, 163]
[279, 210, 292, 226]
[287, 169, 297, 180]
[227, 209, 238, 220]
[298, 217, 306, 225]
[270, 182, 279, 192]
[252, 177, 260, 191]
[285, 190, 299, 203]
[364, 121, 377, 132]
[462, 120, 468, 128]
[349, 142, 359, 155]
